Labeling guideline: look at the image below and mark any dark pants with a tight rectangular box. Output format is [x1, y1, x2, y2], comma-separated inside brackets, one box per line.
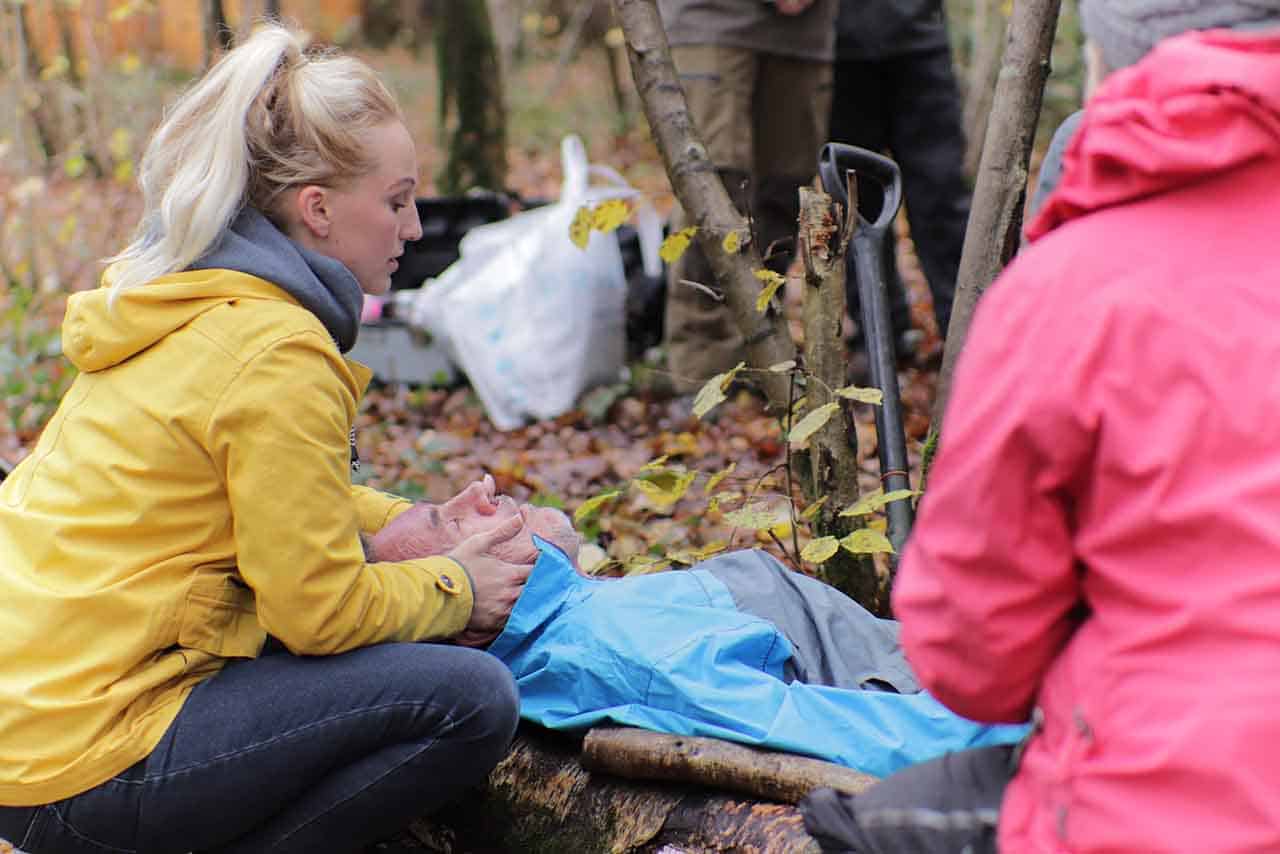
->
[829, 47, 970, 338]
[0, 643, 519, 854]
[801, 744, 1015, 854]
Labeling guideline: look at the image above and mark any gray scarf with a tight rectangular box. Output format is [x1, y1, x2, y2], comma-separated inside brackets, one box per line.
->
[190, 207, 363, 352]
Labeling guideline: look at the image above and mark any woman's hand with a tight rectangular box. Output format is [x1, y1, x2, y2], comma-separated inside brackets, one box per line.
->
[447, 514, 533, 646]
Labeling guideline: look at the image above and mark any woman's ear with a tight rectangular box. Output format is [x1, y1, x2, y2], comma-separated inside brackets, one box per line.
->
[294, 185, 332, 240]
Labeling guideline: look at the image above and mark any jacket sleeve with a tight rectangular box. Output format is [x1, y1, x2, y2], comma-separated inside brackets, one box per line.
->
[352, 485, 412, 534]
[207, 330, 473, 654]
[893, 261, 1102, 723]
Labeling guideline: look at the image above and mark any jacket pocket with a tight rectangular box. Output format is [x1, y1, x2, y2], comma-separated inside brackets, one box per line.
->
[178, 574, 265, 658]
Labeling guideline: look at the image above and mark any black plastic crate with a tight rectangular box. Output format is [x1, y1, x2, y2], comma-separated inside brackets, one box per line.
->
[389, 193, 513, 291]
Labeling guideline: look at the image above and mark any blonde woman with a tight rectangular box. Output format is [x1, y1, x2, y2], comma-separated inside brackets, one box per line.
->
[0, 24, 530, 853]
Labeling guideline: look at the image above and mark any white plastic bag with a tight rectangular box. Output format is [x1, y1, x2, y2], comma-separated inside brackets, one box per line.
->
[408, 135, 661, 430]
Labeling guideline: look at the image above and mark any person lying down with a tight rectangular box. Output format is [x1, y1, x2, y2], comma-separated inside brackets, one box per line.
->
[371, 478, 1026, 779]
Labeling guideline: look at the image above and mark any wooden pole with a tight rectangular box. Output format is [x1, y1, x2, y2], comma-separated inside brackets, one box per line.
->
[582, 727, 878, 805]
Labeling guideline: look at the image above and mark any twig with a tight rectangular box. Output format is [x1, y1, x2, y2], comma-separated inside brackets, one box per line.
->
[677, 278, 724, 301]
[784, 366, 802, 564]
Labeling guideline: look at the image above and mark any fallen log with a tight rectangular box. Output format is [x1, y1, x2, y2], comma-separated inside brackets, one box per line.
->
[406, 725, 826, 853]
[581, 727, 878, 805]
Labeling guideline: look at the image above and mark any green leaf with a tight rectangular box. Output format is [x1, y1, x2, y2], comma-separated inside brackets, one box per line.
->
[768, 359, 797, 373]
[801, 536, 840, 563]
[788, 402, 839, 448]
[839, 528, 896, 555]
[573, 490, 621, 524]
[835, 384, 884, 405]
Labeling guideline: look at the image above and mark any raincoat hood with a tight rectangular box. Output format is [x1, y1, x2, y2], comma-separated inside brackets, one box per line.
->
[1027, 27, 1280, 240]
[65, 208, 363, 372]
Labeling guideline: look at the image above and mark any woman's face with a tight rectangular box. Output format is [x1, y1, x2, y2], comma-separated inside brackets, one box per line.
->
[315, 120, 423, 296]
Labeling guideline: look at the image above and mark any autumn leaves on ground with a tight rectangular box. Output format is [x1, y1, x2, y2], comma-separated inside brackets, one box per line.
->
[0, 23, 944, 582]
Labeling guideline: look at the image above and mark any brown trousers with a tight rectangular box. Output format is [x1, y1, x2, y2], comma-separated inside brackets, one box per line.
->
[664, 44, 833, 393]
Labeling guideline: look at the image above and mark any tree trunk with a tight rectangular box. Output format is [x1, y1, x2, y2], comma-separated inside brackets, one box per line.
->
[409, 725, 822, 853]
[435, 0, 508, 193]
[932, 0, 1063, 433]
[54, 2, 104, 177]
[797, 185, 880, 610]
[610, 0, 794, 415]
[13, 2, 58, 162]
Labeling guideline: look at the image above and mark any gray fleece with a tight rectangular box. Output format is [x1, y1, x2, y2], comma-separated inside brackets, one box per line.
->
[190, 207, 364, 353]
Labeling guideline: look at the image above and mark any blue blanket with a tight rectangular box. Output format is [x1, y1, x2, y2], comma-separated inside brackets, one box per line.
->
[488, 543, 1026, 779]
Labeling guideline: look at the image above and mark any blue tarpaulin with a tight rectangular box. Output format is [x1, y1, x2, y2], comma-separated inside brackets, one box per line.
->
[488, 543, 1027, 779]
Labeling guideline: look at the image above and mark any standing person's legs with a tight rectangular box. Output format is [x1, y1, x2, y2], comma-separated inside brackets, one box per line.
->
[886, 47, 970, 337]
[800, 744, 1015, 854]
[663, 44, 759, 395]
[4, 643, 519, 854]
[752, 53, 832, 277]
[826, 59, 913, 346]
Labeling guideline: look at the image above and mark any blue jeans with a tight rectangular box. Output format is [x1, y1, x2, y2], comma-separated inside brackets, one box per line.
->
[0, 642, 519, 853]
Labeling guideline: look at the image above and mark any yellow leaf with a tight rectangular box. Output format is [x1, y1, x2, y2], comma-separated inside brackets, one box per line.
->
[766, 519, 792, 540]
[119, 53, 142, 75]
[108, 128, 133, 161]
[569, 205, 592, 249]
[801, 536, 840, 564]
[624, 554, 671, 575]
[704, 462, 736, 494]
[840, 528, 896, 555]
[57, 214, 77, 246]
[573, 490, 621, 524]
[521, 12, 543, 33]
[768, 360, 797, 373]
[721, 230, 742, 254]
[788, 402, 840, 448]
[754, 269, 786, 313]
[668, 541, 728, 565]
[40, 55, 70, 81]
[604, 26, 625, 48]
[839, 488, 918, 517]
[113, 159, 134, 183]
[835, 384, 884, 405]
[800, 495, 829, 520]
[633, 470, 696, 507]
[691, 361, 745, 420]
[638, 455, 670, 473]
[591, 199, 630, 233]
[659, 226, 698, 264]
[723, 502, 786, 531]
[63, 153, 87, 179]
[868, 517, 888, 533]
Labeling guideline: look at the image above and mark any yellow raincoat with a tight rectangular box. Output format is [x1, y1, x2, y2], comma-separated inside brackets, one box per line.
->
[0, 270, 472, 805]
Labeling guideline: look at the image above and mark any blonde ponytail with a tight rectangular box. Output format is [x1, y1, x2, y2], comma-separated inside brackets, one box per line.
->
[107, 23, 402, 297]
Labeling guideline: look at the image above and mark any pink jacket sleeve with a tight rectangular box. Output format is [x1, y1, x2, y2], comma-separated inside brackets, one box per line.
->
[894, 260, 1103, 724]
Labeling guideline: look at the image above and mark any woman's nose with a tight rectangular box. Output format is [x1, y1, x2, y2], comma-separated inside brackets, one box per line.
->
[402, 206, 423, 241]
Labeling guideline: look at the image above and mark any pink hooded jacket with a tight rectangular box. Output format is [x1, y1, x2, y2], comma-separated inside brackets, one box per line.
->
[894, 29, 1280, 853]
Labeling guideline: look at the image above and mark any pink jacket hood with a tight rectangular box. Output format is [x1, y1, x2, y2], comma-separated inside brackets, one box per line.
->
[1028, 27, 1280, 241]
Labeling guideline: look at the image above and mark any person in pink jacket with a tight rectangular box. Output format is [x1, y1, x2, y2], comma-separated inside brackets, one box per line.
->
[801, 1, 1280, 852]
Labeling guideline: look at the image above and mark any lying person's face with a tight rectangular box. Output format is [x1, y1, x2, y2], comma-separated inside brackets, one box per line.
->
[372, 475, 582, 567]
